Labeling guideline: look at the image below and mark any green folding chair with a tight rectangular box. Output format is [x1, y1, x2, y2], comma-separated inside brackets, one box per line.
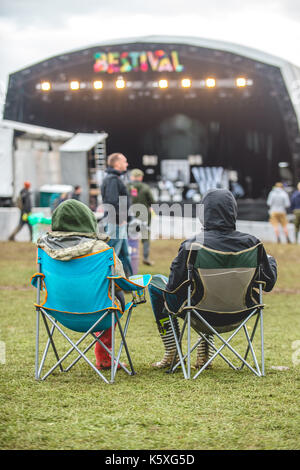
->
[164, 242, 265, 379]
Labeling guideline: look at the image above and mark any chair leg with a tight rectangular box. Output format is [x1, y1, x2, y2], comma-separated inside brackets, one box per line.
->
[187, 310, 191, 379]
[39, 309, 110, 384]
[36, 307, 136, 384]
[115, 310, 136, 377]
[242, 324, 261, 376]
[169, 314, 188, 379]
[239, 314, 260, 369]
[192, 309, 262, 378]
[111, 311, 115, 383]
[260, 309, 265, 376]
[35, 309, 40, 380]
[40, 312, 64, 372]
[239, 311, 264, 377]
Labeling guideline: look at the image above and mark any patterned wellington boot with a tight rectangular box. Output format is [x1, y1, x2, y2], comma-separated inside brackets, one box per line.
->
[151, 317, 180, 369]
[194, 334, 215, 370]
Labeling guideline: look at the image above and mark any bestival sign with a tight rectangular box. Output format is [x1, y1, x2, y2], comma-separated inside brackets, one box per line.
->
[93, 50, 184, 73]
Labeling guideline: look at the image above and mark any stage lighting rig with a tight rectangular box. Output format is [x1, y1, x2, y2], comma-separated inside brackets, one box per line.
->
[236, 77, 247, 87]
[116, 77, 126, 89]
[206, 78, 216, 88]
[70, 81, 80, 90]
[158, 79, 168, 89]
[41, 81, 51, 91]
[181, 78, 191, 88]
[93, 80, 103, 90]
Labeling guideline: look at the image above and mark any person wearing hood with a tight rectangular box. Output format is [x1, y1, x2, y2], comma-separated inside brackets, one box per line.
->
[148, 189, 277, 370]
[101, 153, 133, 277]
[127, 168, 155, 266]
[267, 182, 291, 243]
[37, 198, 126, 370]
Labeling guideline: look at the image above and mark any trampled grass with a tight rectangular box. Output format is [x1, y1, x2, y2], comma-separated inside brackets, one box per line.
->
[0, 239, 300, 450]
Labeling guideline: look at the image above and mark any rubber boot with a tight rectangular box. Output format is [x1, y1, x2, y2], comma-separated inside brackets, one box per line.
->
[94, 327, 126, 370]
[151, 317, 180, 369]
[194, 334, 215, 370]
[95, 328, 113, 370]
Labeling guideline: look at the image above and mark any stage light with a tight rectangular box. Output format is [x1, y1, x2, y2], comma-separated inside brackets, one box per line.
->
[181, 78, 191, 88]
[41, 81, 51, 91]
[206, 78, 216, 88]
[158, 79, 168, 89]
[116, 77, 126, 89]
[70, 80, 80, 90]
[93, 80, 103, 90]
[236, 77, 247, 87]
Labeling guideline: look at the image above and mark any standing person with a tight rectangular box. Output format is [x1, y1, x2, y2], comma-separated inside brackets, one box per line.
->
[290, 182, 300, 243]
[71, 185, 82, 201]
[8, 181, 33, 241]
[101, 153, 133, 277]
[128, 168, 155, 266]
[267, 182, 291, 243]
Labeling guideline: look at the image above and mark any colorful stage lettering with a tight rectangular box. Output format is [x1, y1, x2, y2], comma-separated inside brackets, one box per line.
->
[93, 50, 184, 73]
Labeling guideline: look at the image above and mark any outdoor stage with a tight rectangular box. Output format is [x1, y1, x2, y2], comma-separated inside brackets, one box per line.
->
[3, 35, 300, 209]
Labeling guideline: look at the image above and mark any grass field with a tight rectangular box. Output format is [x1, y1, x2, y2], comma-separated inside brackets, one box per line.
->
[0, 239, 300, 450]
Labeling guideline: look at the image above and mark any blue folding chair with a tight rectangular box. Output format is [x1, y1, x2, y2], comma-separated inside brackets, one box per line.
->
[31, 247, 151, 384]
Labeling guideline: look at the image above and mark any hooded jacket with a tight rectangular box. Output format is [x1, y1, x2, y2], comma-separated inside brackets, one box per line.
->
[267, 187, 290, 213]
[166, 189, 277, 295]
[37, 199, 125, 276]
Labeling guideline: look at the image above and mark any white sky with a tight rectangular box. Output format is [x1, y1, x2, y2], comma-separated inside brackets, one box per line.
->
[1, 0, 300, 101]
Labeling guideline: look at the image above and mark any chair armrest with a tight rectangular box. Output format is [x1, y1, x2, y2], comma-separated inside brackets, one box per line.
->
[163, 280, 191, 314]
[30, 272, 45, 289]
[253, 280, 266, 288]
[107, 274, 152, 291]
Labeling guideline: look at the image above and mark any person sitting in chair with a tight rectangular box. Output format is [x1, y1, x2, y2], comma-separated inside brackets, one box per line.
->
[37, 198, 126, 370]
[149, 188, 277, 370]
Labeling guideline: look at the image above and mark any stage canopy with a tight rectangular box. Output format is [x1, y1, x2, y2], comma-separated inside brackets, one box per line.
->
[4, 35, 300, 198]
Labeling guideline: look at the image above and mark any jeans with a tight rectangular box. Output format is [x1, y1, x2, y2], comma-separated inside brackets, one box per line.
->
[148, 274, 183, 331]
[106, 223, 133, 277]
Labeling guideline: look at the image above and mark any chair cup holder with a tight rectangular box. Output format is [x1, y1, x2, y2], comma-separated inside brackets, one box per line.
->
[132, 289, 146, 304]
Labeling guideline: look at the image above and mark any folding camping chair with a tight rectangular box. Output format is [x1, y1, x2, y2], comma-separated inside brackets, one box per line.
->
[31, 247, 151, 384]
[164, 242, 265, 379]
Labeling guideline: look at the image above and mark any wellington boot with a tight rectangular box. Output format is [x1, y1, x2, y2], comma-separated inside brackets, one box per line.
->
[151, 317, 180, 369]
[194, 334, 215, 370]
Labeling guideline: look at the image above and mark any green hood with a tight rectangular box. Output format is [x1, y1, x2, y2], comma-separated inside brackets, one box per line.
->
[52, 199, 98, 234]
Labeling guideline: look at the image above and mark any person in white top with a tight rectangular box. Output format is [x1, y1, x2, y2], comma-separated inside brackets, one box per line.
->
[267, 182, 291, 243]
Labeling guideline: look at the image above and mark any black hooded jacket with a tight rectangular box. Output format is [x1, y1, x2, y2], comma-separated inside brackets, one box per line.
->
[166, 189, 277, 293]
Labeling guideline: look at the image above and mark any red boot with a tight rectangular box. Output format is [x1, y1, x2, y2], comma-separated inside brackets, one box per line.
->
[94, 327, 127, 370]
[95, 327, 113, 370]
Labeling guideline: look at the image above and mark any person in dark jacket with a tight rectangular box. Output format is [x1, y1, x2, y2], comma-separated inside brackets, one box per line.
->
[101, 153, 133, 277]
[9, 181, 33, 241]
[148, 188, 277, 369]
[290, 182, 300, 243]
